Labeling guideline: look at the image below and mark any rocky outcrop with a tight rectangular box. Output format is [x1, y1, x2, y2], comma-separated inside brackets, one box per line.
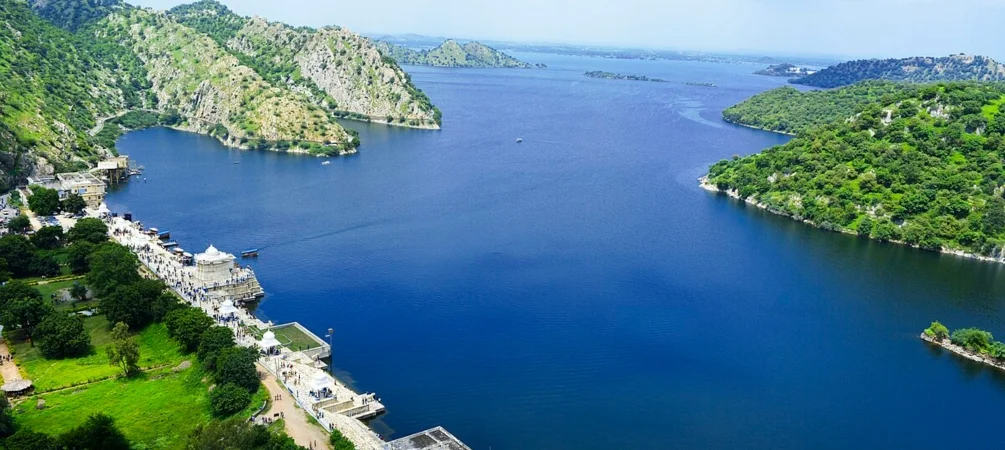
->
[226, 18, 439, 128]
[375, 39, 531, 68]
[101, 10, 354, 153]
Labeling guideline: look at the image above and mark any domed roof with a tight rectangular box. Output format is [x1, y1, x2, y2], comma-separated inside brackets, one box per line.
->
[196, 244, 233, 263]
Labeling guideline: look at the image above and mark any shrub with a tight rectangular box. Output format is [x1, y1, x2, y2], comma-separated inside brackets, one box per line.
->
[924, 321, 949, 340]
[209, 383, 251, 417]
[950, 327, 993, 353]
[215, 347, 260, 393]
[165, 307, 215, 352]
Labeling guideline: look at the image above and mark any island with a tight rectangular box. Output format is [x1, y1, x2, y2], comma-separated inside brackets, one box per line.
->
[684, 81, 716, 87]
[754, 63, 815, 77]
[375, 39, 533, 68]
[921, 322, 1005, 371]
[705, 81, 1005, 263]
[584, 71, 668, 82]
[792, 54, 1005, 88]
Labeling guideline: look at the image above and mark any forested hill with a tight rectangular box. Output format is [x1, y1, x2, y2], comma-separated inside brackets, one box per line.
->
[793, 54, 1005, 88]
[722, 81, 920, 134]
[375, 39, 532, 68]
[0, 0, 441, 190]
[708, 82, 1005, 257]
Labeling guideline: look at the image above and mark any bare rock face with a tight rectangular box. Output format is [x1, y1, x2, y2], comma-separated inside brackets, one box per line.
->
[36, 398, 45, 410]
[226, 18, 440, 128]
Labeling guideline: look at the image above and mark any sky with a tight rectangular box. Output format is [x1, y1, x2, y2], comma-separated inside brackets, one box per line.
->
[131, 0, 1005, 59]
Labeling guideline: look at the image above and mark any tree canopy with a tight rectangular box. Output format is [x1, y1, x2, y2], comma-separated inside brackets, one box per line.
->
[27, 186, 61, 216]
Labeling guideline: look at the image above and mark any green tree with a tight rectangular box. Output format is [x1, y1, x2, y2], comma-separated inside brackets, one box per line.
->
[27, 186, 60, 216]
[0, 280, 41, 309]
[215, 346, 260, 393]
[36, 312, 90, 358]
[67, 241, 96, 274]
[950, 327, 993, 353]
[59, 413, 131, 450]
[165, 307, 214, 352]
[107, 321, 140, 376]
[856, 217, 874, 236]
[30, 225, 65, 250]
[0, 235, 39, 278]
[100, 278, 168, 329]
[3, 429, 62, 450]
[70, 282, 89, 303]
[0, 396, 15, 438]
[7, 214, 30, 234]
[67, 218, 109, 245]
[184, 418, 280, 450]
[61, 193, 87, 215]
[2, 296, 53, 344]
[209, 382, 252, 417]
[924, 321, 950, 340]
[983, 196, 1005, 235]
[86, 243, 140, 297]
[197, 326, 235, 371]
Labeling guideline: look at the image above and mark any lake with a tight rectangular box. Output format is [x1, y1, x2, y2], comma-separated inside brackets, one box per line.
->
[108, 52, 1005, 449]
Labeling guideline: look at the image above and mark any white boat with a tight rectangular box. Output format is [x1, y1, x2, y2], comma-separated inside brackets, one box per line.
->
[322, 161, 331, 166]
[516, 138, 523, 143]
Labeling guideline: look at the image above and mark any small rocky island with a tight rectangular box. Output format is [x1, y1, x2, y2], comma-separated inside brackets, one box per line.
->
[584, 71, 668, 82]
[754, 63, 815, 77]
[921, 321, 1005, 371]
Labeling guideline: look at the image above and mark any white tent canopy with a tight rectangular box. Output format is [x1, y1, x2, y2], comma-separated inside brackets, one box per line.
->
[312, 371, 330, 389]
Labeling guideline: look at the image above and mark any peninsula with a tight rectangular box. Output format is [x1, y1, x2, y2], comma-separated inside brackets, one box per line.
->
[706, 81, 1005, 264]
[584, 71, 668, 82]
[792, 54, 1005, 88]
[375, 39, 532, 68]
[0, 0, 440, 191]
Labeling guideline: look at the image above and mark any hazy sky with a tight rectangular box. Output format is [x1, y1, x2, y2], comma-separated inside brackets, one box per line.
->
[131, 0, 1005, 59]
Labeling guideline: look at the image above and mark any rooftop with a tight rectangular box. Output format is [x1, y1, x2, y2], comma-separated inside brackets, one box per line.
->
[384, 427, 472, 450]
[56, 172, 103, 186]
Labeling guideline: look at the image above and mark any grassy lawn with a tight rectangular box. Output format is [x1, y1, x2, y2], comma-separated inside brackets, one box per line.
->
[271, 324, 324, 351]
[13, 363, 268, 450]
[32, 278, 98, 312]
[13, 317, 185, 392]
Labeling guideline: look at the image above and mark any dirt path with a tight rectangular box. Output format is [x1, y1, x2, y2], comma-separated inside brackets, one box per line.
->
[0, 342, 22, 383]
[257, 363, 332, 450]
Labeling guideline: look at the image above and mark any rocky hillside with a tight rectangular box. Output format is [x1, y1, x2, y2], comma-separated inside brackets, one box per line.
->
[0, 0, 146, 190]
[169, 0, 440, 128]
[100, 8, 354, 151]
[793, 54, 1005, 88]
[375, 39, 531, 68]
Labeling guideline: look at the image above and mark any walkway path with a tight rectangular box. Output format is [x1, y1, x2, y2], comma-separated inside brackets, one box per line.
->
[0, 342, 22, 383]
[257, 363, 332, 450]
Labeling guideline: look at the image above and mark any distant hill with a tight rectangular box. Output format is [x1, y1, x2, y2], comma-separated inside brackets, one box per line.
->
[375, 39, 532, 68]
[754, 63, 815, 77]
[793, 54, 1005, 88]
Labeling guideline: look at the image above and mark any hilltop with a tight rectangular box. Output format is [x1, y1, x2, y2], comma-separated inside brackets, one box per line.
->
[793, 54, 1005, 88]
[754, 63, 815, 77]
[0, 0, 441, 189]
[707, 82, 1005, 258]
[375, 39, 533, 68]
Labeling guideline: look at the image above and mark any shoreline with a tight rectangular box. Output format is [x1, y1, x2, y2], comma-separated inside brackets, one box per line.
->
[698, 175, 1005, 266]
[920, 333, 1005, 372]
[720, 117, 797, 136]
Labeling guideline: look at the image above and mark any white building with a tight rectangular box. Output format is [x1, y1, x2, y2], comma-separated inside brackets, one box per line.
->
[195, 245, 236, 283]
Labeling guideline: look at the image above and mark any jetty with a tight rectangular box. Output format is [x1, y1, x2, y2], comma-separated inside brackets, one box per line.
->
[99, 211, 468, 450]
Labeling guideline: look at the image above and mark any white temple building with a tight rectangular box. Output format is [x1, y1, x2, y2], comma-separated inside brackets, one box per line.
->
[193, 245, 264, 303]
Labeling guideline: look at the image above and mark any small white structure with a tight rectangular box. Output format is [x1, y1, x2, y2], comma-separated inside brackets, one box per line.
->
[259, 331, 281, 349]
[195, 245, 236, 283]
[219, 299, 238, 317]
[312, 371, 330, 390]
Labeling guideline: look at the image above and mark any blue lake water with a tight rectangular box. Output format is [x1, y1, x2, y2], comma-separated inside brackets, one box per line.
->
[108, 53, 1005, 449]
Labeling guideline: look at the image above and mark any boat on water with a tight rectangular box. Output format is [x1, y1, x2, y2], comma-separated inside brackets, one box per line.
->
[516, 138, 523, 143]
[241, 248, 260, 258]
[158, 231, 171, 240]
[161, 241, 179, 248]
[322, 161, 331, 166]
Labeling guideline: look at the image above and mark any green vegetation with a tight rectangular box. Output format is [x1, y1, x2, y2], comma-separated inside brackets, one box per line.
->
[31, 0, 125, 31]
[269, 323, 322, 351]
[709, 82, 1005, 256]
[27, 186, 60, 216]
[754, 63, 813, 77]
[107, 321, 141, 376]
[584, 71, 668, 83]
[794, 54, 1005, 88]
[209, 383, 252, 417]
[924, 321, 949, 340]
[376, 39, 530, 68]
[330, 428, 357, 450]
[722, 81, 919, 134]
